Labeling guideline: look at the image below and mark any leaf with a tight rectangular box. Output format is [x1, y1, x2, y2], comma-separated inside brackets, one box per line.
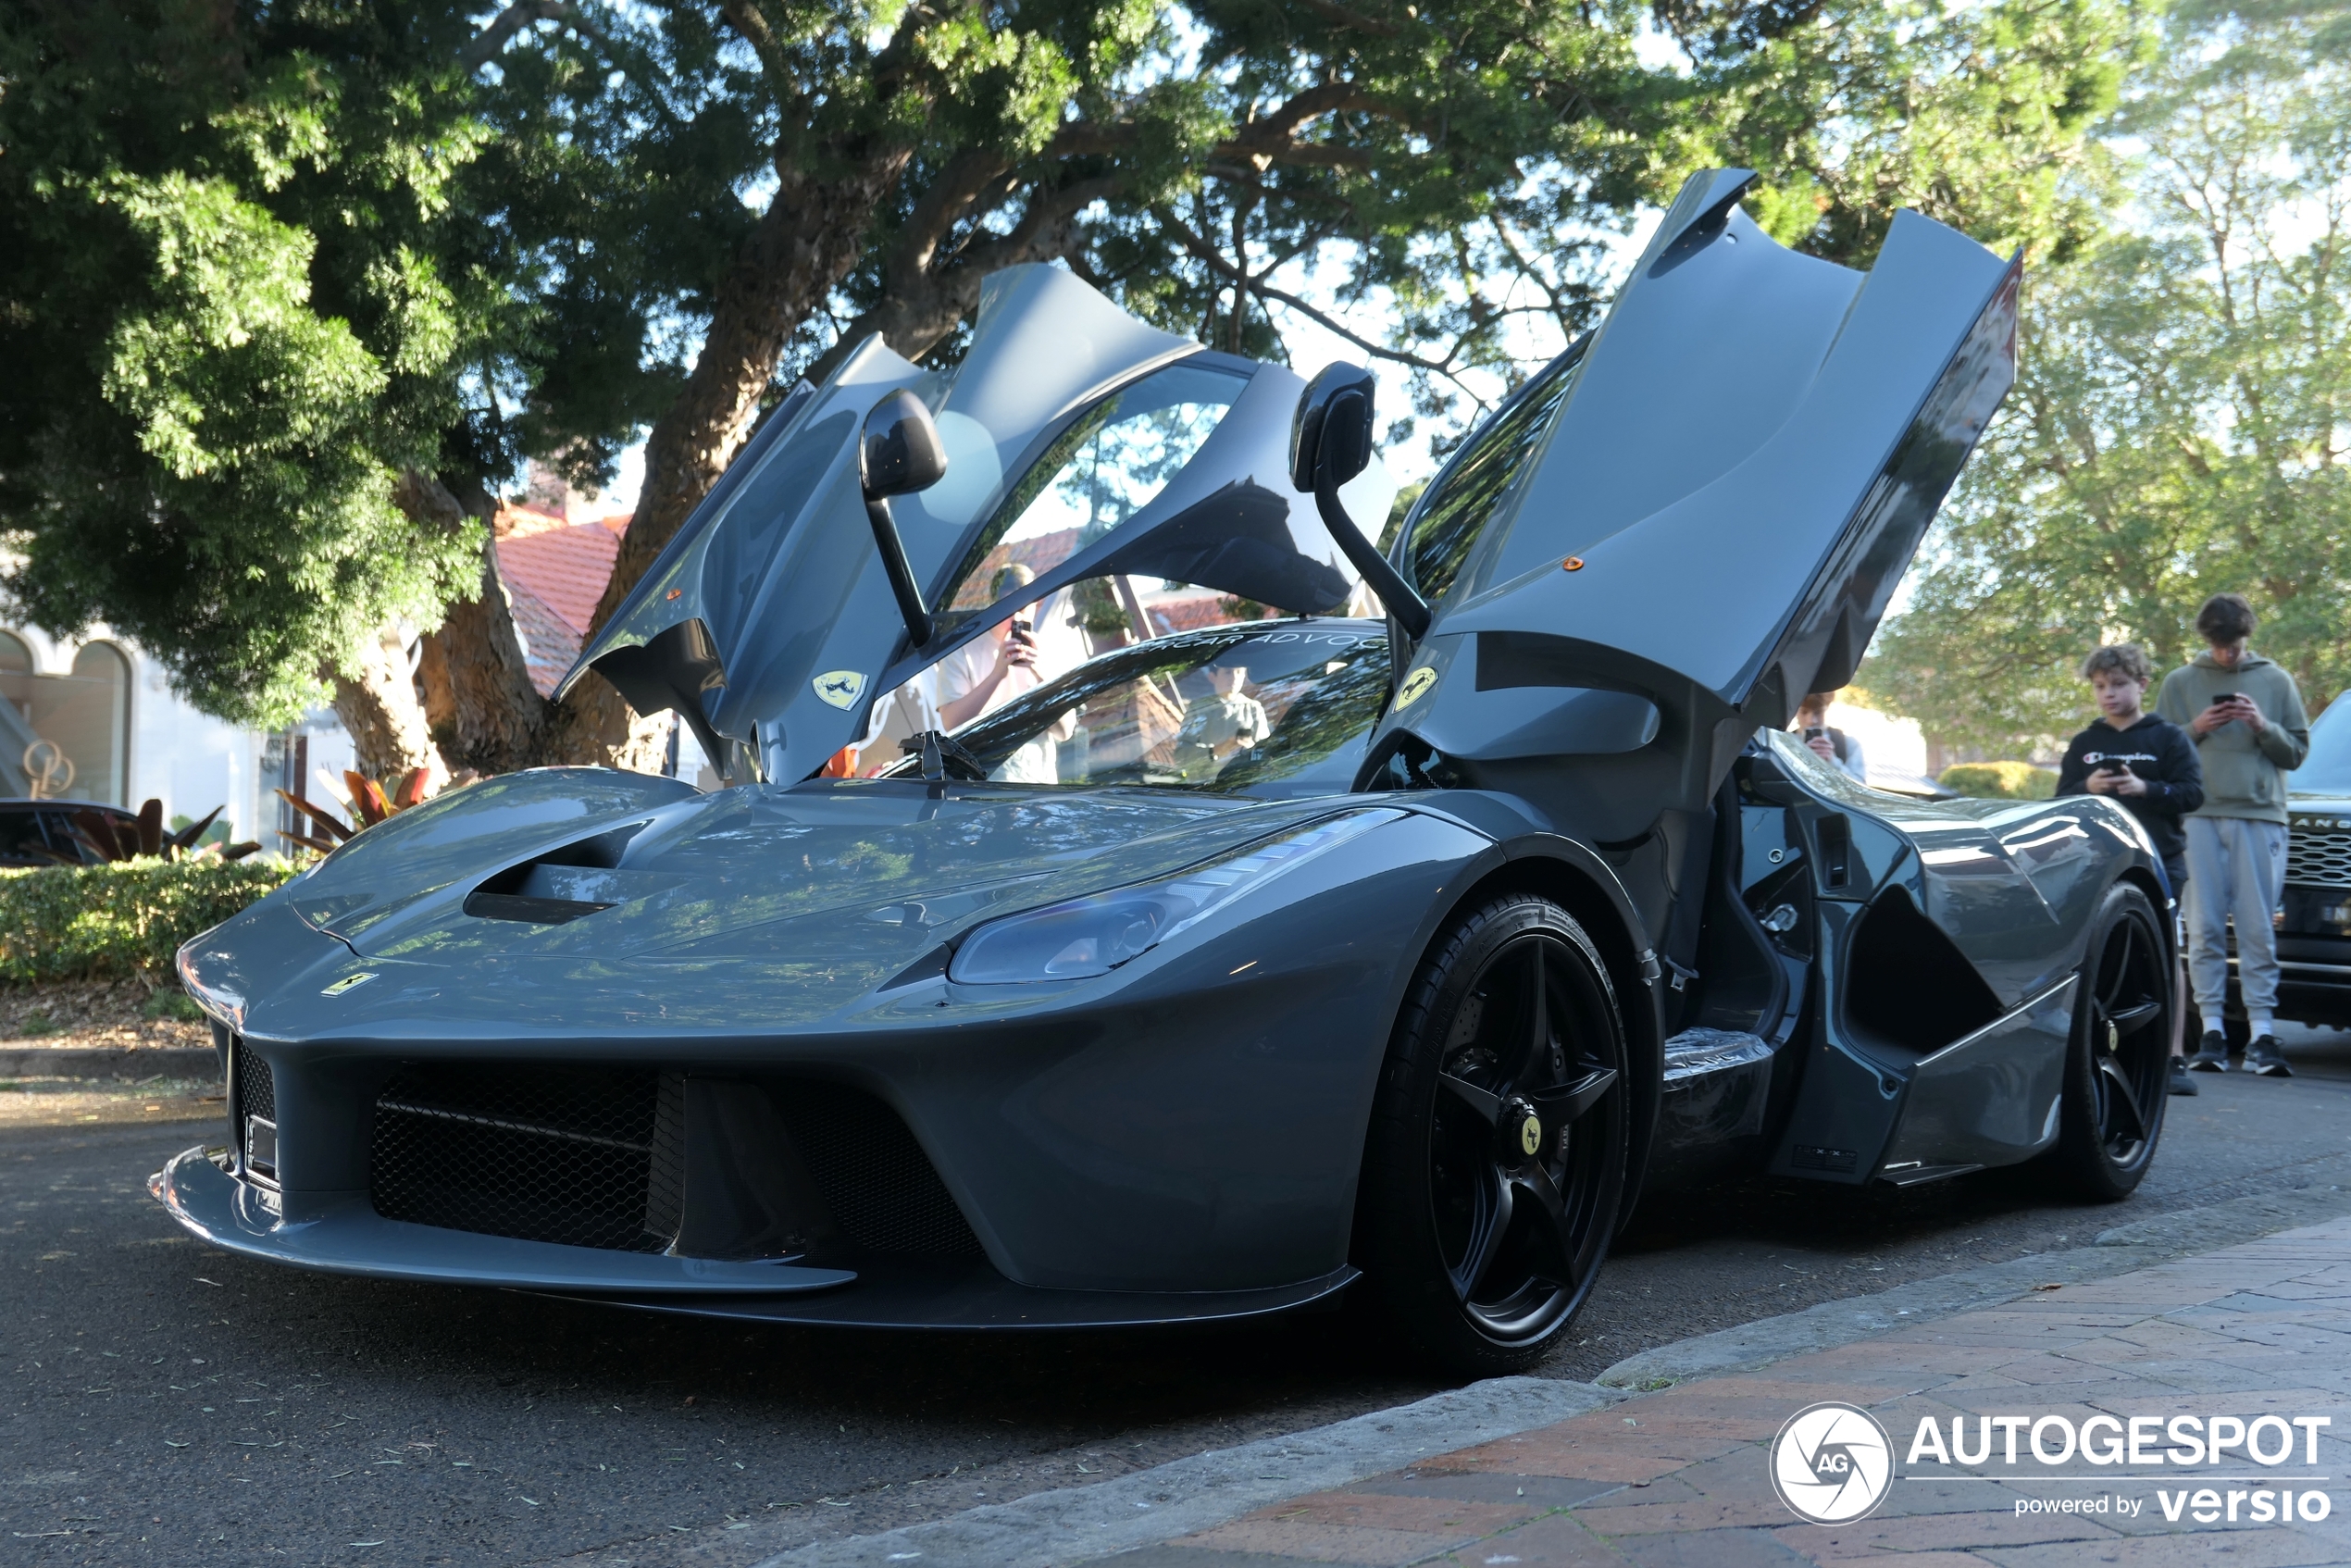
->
[167, 804, 223, 852]
[273, 789, 351, 841]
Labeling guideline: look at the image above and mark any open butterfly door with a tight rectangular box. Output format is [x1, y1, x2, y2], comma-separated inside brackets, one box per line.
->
[561, 266, 1395, 785]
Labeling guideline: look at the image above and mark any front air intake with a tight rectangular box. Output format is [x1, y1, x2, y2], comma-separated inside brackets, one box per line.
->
[366, 1065, 983, 1261]
[230, 1034, 278, 1179]
[368, 1063, 668, 1252]
[772, 1082, 985, 1258]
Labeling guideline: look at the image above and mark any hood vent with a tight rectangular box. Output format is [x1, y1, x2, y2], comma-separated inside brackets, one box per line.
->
[465, 823, 648, 927]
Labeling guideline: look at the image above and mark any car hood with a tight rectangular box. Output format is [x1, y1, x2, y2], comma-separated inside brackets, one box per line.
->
[1381, 169, 2021, 782]
[561, 264, 1394, 786]
[184, 768, 1369, 1041]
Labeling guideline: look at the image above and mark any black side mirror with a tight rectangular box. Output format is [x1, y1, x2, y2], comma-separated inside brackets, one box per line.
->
[857, 390, 947, 647]
[1290, 363, 1429, 640]
[860, 389, 949, 500]
[1290, 364, 1377, 492]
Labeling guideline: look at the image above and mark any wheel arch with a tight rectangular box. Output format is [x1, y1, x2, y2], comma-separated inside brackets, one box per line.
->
[1409, 832, 1665, 1234]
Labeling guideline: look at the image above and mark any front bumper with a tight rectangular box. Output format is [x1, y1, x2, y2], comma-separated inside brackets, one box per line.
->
[150, 1149, 1357, 1327]
[149, 1147, 855, 1294]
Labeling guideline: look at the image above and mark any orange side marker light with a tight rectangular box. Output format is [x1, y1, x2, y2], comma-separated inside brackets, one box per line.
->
[1561, 556, 1586, 572]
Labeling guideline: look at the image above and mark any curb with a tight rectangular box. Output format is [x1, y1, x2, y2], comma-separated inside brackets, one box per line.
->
[1594, 1177, 2351, 1389]
[0, 1047, 218, 1079]
[748, 1376, 1623, 1568]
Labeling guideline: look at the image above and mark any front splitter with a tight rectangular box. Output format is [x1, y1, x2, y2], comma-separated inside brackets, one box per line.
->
[149, 1146, 858, 1296]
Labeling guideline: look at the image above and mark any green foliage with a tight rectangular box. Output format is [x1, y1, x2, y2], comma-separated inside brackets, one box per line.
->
[1665, 1, 2148, 269]
[1939, 762, 2059, 801]
[143, 988, 205, 1022]
[0, 858, 298, 984]
[1865, 6, 2351, 753]
[0, 1, 500, 727]
[0, 0, 2169, 740]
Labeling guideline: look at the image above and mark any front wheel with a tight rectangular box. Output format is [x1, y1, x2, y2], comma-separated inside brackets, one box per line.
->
[1355, 895, 1631, 1375]
[2047, 881, 2173, 1201]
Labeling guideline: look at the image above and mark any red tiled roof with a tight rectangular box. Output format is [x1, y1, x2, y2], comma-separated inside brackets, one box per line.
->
[505, 580, 580, 699]
[497, 521, 621, 641]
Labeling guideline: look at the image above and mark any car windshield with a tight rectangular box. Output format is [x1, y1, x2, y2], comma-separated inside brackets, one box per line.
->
[889, 623, 1390, 795]
[2296, 698, 2351, 795]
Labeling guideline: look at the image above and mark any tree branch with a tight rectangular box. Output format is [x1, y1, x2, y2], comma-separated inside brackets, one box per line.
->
[461, 0, 568, 72]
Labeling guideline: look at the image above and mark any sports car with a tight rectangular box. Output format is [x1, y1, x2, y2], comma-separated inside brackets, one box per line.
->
[158, 169, 2177, 1372]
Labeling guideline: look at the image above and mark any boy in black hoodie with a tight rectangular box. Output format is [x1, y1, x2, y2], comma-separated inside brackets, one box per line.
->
[2056, 643, 2204, 1094]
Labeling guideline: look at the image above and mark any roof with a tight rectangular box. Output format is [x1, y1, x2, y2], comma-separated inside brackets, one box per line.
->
[496, 516, 627, 699]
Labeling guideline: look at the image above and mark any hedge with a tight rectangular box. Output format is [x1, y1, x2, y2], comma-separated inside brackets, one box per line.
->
[0, 858, 299, 985]
[1938, 761, 2059, 801]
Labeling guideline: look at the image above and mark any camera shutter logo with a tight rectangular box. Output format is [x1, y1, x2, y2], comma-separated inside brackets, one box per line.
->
[1771, 1401, 1894, 1524]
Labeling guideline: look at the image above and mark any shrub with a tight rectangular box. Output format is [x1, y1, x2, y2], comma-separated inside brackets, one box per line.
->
[1939, 761, 2059, 800]
[0, 858, 298, 985]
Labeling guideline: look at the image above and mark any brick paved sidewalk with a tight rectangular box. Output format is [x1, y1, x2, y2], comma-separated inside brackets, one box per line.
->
[1087, 1216, 2351, 1568]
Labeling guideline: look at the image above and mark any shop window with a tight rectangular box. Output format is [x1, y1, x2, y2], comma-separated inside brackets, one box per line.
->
[0, 636, 131, 804]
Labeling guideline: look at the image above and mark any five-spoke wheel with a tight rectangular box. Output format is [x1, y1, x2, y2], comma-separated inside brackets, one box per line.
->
[1357, 895, 1629, 1373]
[2048, 881, 2173, 1199]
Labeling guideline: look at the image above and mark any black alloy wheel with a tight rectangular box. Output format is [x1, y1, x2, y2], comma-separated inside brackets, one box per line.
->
[2048, 881, 2173, 1200]
[1357, 894, 1630, 1374]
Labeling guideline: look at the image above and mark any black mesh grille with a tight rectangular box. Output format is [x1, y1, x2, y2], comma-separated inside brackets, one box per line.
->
[773, 1082, 984, 1257]
[232, 1036, 275, 1161]
[368, 1064, 665, 1252]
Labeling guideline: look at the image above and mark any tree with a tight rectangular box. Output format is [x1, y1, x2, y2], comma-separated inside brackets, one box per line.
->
[1863, 7, 2351, 754]
[0, 1, 504, 771]
[1, 1, 2154, 780]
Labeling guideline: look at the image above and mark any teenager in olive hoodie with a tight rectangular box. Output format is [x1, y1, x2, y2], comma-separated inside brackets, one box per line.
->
[2155, 593, 2311, 1076]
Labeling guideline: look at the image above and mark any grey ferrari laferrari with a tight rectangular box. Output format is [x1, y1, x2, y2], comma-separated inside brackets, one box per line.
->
[160, 170, 2178, 1372]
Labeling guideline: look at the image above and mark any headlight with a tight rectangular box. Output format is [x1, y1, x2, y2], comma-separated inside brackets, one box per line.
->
[947, 810, 1401, 984]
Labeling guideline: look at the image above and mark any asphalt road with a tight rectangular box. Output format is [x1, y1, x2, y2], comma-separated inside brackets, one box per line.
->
[8, 1028, 2351, 1568]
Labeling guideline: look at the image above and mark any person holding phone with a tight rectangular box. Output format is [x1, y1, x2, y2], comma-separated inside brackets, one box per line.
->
[2156, 592, 2311, 1076]
[2059, 644, 2204, 1095]
[1792, 691, 1867, 781]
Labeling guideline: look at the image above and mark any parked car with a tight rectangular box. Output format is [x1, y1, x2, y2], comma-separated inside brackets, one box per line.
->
[0, 799, 141, 866]
[2271, 694, 2351, 1027]
[158, 170, 2173, 1373]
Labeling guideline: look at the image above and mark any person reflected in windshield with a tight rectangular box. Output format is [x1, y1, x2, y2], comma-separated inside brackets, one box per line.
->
[1173, 666, 1271, 781]
[939, 565, 1051, 728]
[890, 623, 1390, 797]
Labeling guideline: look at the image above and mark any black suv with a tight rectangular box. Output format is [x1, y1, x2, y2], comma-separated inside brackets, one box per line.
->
[2277, 699, 2351, 1026]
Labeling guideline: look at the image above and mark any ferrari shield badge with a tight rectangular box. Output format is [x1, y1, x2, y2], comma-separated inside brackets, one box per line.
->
[321, 973, 378, 998]
[813, 670, 866, 710]
[1394, 665, 1437, 710]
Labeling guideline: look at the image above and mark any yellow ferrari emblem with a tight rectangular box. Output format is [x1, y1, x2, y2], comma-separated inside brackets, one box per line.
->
[1395, 665, 1437, 710]
[813, 669, 867, 710]
[321, 972, 378, 998]
[1520, 1115, 1543, 1157]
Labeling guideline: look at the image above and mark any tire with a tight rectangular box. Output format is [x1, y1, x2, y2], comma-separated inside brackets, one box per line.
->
[1355, 894, 1631, 1375]
[2049, 881, 2174, 1201]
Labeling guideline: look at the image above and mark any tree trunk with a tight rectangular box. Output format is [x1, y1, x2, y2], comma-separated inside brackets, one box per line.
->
[429, 529, 556, 775]
[328, 628, 443, 784]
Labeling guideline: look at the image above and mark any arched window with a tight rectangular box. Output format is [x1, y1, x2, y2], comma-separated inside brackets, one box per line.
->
[0, 635, 134, 803]
[57, 642, 131, 805]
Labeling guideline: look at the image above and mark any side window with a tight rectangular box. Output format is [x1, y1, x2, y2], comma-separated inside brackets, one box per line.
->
[932, 361, 1250, 639]
[1404, 353, 1580, 605]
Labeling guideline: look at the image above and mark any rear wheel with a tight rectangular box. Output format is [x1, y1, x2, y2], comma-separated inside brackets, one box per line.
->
[2049, 882, 2172, 1201]
[1356, 895, 1630, 1374]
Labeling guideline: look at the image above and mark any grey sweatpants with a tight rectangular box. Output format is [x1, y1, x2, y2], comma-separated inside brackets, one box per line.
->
[2183, 815, 2288, 1017]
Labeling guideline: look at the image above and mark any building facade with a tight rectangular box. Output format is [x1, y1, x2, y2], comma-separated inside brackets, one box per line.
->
[0, 621, 354, 852]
